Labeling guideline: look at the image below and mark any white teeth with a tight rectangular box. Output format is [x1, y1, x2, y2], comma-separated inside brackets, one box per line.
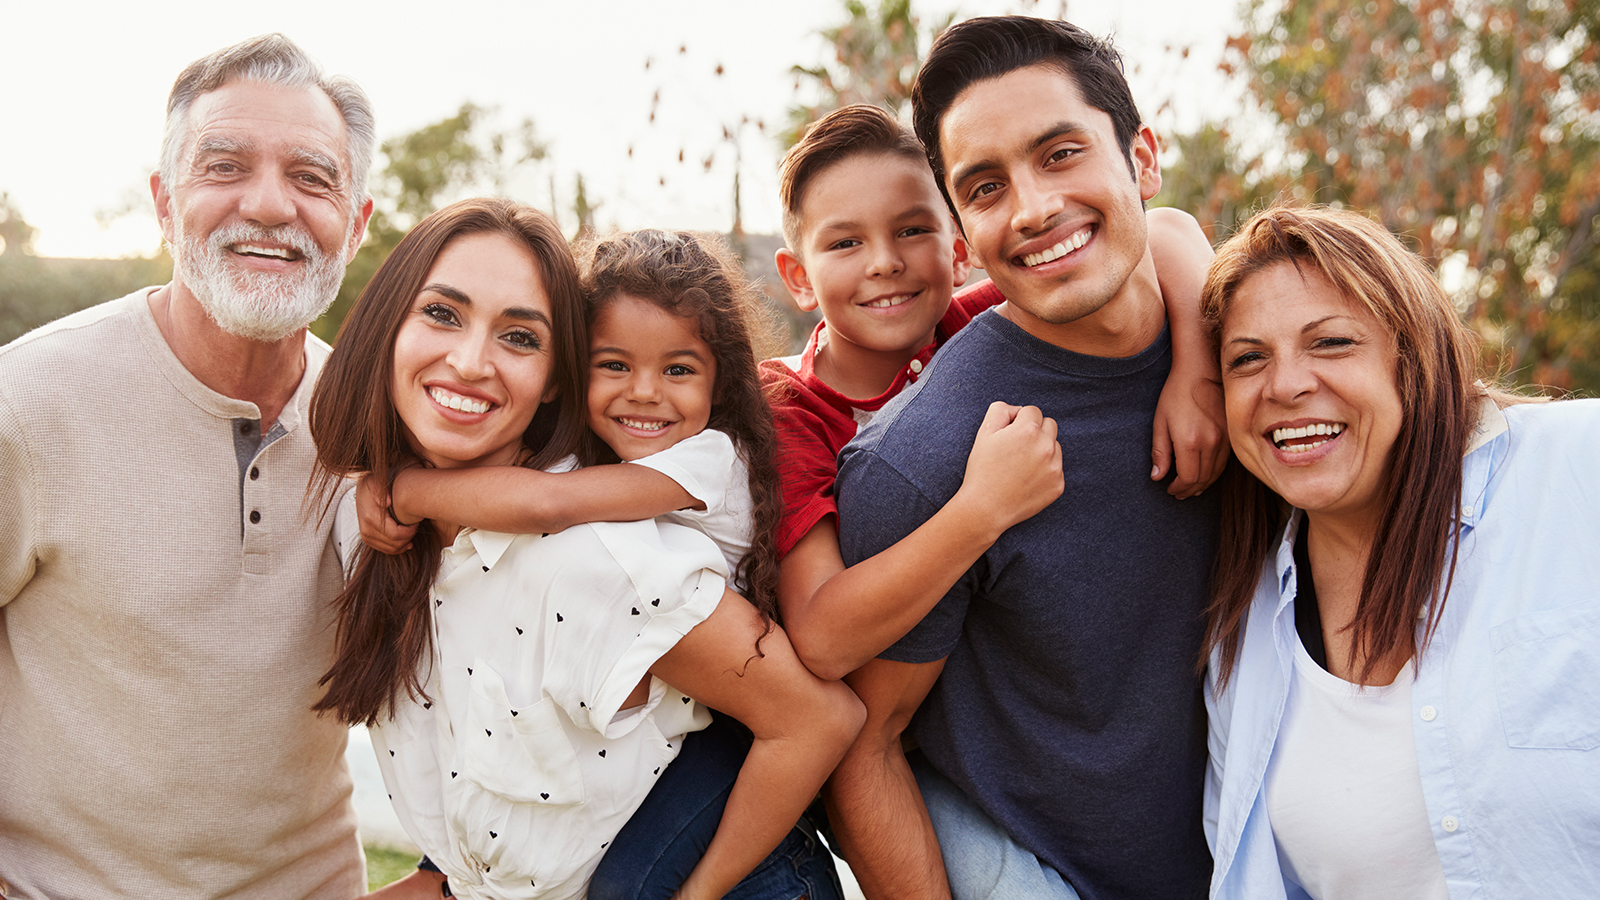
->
[233, 243, 295, 260]
[428, 387, 490, 414]
[1271, 422, 1345, 452]
[618, 417, 669, 432]
[864, 293, 914, 309]
[1021, 228, 1091, 267]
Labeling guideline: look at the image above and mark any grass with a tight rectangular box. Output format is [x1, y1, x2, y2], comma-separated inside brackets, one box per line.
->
[365, 844, 418, 892]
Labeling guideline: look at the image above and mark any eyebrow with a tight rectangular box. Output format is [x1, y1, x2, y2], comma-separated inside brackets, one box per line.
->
[1224, 314, 1350, 346]
[815, 203, 945, 236]
[421, 283, 551, 327]
[947, 121, 1090, 195]
[192, 137, 345, 186]
[590, 345, 709, 364]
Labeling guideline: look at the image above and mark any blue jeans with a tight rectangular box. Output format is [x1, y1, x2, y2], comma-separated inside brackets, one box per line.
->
[912, 754, 1081, 900]
[589, 712, 843, 900]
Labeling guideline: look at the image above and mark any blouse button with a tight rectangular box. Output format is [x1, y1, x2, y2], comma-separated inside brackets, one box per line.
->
[1420, 705, 1437, 722]
[909, 359, 924, 374]
[1441, 815, 1459, 832]
[249, 467, 260, 480]
[249, 510, 261, 524]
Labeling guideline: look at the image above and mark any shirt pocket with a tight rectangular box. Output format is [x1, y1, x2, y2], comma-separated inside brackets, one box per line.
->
[1491, 603, 1600, 750]
[457, 666, 586, 805]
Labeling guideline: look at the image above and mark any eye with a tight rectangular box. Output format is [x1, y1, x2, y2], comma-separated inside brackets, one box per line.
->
[207, 161, 240, 176]
[502, 329, 542, 351]
[1046, 146, 1080, 165]
[595, 359, 628, 373]
[828, 238, 861, 251]
[898, 225, 933, 238]
[967, 181, 1001, 202]
[1225, 349, 1266, 372]
[296, 172, 331, 188]
[421, 302, 459, 326]
[664, 363, 695, 378]
[1312, 336, 1357, 351]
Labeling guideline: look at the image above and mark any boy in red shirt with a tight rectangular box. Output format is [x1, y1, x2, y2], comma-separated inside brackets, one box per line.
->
[768, 104, 1222, 683]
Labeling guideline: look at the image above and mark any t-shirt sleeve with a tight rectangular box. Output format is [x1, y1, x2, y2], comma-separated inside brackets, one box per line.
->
[771, 392, 846, 558]
[540, 519, 726, 739]
[628, 428, 738, 518]
[835, 447, 974, 664]
[0, 393, 37, 606]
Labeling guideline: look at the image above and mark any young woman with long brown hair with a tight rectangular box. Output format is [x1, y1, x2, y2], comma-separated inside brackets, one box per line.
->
[308, 198, 862, 900]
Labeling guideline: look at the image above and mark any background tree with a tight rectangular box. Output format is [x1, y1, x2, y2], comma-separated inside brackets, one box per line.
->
[1160, 0, 1600, 393]
[783, 0, 953, 146]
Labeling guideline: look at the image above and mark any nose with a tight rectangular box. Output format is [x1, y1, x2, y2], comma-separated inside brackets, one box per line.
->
[1010, 169, 1066, 236]
[446, 333, 495, 382]
[237, 171, 297, 228]
[624, 369, 662, 403]
[1264, 356, 1317, 404]
[866, 240, 905, 278]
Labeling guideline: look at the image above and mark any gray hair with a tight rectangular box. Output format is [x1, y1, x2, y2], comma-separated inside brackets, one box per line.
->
[159, 34, 375, 215]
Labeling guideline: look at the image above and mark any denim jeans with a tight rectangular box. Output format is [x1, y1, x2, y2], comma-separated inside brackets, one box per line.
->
[912, 754, 1081, 900]
[588, 712, 844, 900]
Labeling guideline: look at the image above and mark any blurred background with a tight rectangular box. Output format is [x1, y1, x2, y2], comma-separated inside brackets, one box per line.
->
[7, 0, 1593, 392]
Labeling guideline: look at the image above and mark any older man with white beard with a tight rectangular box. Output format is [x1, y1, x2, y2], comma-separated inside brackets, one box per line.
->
[0, 35, 374, 899]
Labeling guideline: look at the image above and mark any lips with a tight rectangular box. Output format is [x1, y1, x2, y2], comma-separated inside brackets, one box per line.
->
[861, 290, 920, 309]
[1271, 422, 1345, 453]
[230, 242, 302, 261]
[428, 386, 492, 414]
[1019, 225, 1093, 268]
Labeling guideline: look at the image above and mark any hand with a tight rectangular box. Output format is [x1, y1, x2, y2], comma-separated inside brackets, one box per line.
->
[357, 471, 418, 555]
[957, 401, 1064, 536]
[1151, 365, 1228, 498]
[365, 868, 449, 898]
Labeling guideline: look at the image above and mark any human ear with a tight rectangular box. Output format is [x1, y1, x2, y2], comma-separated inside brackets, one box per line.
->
[346, 196, 375, 261]
[1131, 125, 1162, 202]
[950, 232, 973, 288]
[775, 247, 820, 313]
[151, 172, 175, 244]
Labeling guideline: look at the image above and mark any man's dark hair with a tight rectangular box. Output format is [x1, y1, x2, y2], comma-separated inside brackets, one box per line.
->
[911, 16, 1143, 211]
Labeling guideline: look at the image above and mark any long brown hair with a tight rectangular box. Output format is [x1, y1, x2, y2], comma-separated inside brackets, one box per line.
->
[1201, 206, 1481, 688]
[309, 198, 587, 726]
[580, 229, 785, 624]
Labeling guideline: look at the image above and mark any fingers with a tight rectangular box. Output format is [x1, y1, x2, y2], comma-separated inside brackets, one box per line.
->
[977, 400, 1022, 434]
[1151, 426, 1173, 483]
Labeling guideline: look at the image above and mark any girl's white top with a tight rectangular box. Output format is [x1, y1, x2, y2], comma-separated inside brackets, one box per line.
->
[628, 428, 753, 586]
[336, 485, 723, 900]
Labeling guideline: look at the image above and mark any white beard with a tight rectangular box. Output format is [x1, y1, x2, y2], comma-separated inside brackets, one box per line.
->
[173, 219, 351, 342]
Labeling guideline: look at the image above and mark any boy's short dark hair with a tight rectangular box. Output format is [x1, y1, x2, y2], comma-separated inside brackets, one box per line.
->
[779, 104, 929, 253]
[911, 16, 1143, 212]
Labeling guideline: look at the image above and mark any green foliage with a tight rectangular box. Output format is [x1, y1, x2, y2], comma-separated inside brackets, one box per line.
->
[1160, 0, 1600, 393]
[0, 252, 172, 346]
[782, 0, 954, 146]
[364, 843, 418, 891]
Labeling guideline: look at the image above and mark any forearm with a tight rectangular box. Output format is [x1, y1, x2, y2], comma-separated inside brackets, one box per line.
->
[824, 733, 950, 900]
[787, 490, 999, 680]
[392, 464, 693, 533]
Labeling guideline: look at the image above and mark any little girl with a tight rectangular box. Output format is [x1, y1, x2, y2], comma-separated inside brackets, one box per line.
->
[314, 204, 862, 900]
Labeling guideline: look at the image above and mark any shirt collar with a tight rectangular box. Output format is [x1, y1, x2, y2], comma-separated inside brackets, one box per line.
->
[465, 529, 518, 569]
[1458, 397, 1508, 531]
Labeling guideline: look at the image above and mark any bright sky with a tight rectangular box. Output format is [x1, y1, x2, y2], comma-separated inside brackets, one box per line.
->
[0, 0, 1239, 259]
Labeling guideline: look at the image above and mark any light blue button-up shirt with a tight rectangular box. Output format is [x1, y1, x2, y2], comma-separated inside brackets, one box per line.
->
[1205, 398, 1600, 899]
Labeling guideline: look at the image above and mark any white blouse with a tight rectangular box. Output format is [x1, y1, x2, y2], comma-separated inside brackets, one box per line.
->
[630, 428, 753, 586]
[338, 497, 724, 899]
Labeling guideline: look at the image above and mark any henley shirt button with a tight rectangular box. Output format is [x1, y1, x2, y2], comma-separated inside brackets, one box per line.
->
[1460, 503, 1473, 516]
[1441, 815, 1459, 832]
[909, 359, 924, 374]
[249, 510, 261, 524]
[239, 422, 253, 435]
[1420, 705, 1437, 722]
[249, 467, 260, 480]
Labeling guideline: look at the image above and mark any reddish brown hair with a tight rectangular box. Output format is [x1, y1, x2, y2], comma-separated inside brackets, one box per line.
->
[580, 229, 785, 625]
[779, 103, 929, 253]
[1201, 205, 1482, 688]
[309, 197, 586, 726]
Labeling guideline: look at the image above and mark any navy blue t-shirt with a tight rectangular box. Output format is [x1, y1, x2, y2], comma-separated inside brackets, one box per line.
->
[837, 310, 1217, 900]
